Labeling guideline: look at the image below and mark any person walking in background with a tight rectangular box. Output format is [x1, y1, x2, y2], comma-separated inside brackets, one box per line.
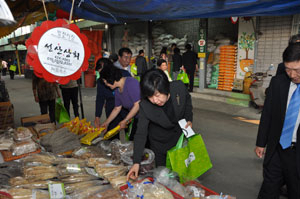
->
[255, 43, 300, 198]
[7, 58, 14, 80]
[157, 59, 172, 82]
[60, 80, 79, 118]
[32, 74, 61, 123]
[114, 48, 133, 75]
[135, 50, 147, 77]
[182, 44, 198, 92]
[1, 59, 7, 76]
[172, 47, 182, 81]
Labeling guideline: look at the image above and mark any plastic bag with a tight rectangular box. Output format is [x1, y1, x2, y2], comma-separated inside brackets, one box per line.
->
[57, 163, 84, 176]
[55, 98, 70, 124]
[11, 140, 38, 156]
[8, 188, 49, 199]
[13, 127, 32, 142]
[185, 185, 206, 199]
[23, 165, 58, 181]
[21, 153, 56, 166]
[59, 173, 99, 184]
[89, 188, 123, 199]
[87, 157, 112, 167]
[54, 157, 86, 167]
[72, 146, 105, 160]
[69, 185, 110, 199]
[64, 180, 109, 194]
[95, 164, 127, 180]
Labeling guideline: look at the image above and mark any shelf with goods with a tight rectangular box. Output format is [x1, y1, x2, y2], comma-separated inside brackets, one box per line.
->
[217, 45, 237, 91]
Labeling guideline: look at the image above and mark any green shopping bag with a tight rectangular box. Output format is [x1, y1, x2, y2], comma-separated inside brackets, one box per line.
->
[9, 65, 16, 72]
[177, 70, 190, 84]
[55, 98, 70, 124]
[166, 133, 212, 183]
[131, 63, 137, 76]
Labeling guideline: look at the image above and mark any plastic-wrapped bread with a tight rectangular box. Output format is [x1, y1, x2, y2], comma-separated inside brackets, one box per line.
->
[109, 176, 128, 189]
[9, 177, 29, 186]
[11, 179, 60, 189]
[88, 188, 123, 199]
[22, 153, 56, 166]
[23, 166, 58, 181]
[54, 157, 86, 167]
[65, 181, 109, 194]
[13, 127, 32, 142]
[87, 158, 112, 167]
[59, 173, 98, 184]
[11, 140, 37, 156]
[57, 164, 84, 176]
[8, 188, 49, 199]
[69, 185, 110, 199]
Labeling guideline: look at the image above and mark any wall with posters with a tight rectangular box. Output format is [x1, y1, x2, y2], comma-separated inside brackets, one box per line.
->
[236, 17, 256, 79]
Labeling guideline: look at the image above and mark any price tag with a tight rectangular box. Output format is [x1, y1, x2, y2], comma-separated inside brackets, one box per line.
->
[66, 164, 81, 173]
[48, 183, 65, 199]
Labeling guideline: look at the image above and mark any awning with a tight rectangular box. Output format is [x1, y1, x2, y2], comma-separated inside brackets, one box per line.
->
[56, 0, 300, 24]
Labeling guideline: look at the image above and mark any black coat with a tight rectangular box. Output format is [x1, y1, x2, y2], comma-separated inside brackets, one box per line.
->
[135, 56, 147, 75]
[256, 73, 300, 177]
[133, 80, 193, 164]
[172, 53, 182, 72]
[182, 50, 197, 74]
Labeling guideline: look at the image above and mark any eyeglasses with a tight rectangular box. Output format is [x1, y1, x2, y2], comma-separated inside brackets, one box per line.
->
[285, 68, 300, 73]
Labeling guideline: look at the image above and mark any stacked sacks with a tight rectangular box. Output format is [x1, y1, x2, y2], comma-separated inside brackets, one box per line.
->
[128, 33, 147, 56]
[152, 26, 188, 57]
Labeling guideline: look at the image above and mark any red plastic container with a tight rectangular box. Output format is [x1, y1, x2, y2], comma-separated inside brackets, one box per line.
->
[183, 180, 219, 196]
[120, 177, 219, 198]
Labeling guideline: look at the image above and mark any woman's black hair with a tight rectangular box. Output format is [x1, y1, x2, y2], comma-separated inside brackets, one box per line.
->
[96, 58, 112, 71]
[99, 65, 122, 85]
[140, 69, 170, 99]
[157, 59, 167, 67]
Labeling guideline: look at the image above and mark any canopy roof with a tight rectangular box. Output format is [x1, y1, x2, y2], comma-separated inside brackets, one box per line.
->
[56, 0, 300, 24]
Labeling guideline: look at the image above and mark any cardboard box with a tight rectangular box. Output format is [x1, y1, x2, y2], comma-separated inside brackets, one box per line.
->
[233, 78, 244, 91]
[21, 114, 51, 127]
[0, 101, 14, 129]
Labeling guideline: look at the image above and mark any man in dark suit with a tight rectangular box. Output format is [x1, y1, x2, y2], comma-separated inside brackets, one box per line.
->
[182, 44, 198, 92]
[255, 43, 300, 198]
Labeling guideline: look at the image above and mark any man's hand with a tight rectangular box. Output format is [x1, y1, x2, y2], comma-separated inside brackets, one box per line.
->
[127, 164, 140, 181]
[185, 121, 192, 128]
[119, 120, 128, 130]
[94, 117, 101, 128]
[255, 146, 265, 158]
[34, 95, 39, 103]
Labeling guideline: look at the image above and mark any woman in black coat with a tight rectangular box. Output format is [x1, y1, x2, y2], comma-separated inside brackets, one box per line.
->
[127, 69, 193, 180]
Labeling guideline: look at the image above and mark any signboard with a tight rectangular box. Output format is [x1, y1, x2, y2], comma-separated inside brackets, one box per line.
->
[0, 0, 15, 25]
[26, 19, 91, 84]
[230, 17, 238, 24]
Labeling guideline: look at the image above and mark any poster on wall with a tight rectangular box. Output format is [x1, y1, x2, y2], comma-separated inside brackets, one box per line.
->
[26, 19, 91, 84]
[236, 17, 256, 79]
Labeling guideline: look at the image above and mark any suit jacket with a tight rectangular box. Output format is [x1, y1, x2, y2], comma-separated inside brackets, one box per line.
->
[135, 56, 147, 75]
[133, 80, 193, 164]
[182, 50, 197, 74]
[256, 73, 300, 176]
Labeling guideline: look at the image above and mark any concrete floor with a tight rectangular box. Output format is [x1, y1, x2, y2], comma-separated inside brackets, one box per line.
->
[2, 75, 277, 198]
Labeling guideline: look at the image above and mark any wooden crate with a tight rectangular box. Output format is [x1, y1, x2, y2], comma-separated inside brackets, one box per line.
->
[21, 114, 51, 127]
[0, 101, 14, 129]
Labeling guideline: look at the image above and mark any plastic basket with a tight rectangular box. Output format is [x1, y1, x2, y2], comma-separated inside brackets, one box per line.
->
[183, 180, 219, 196]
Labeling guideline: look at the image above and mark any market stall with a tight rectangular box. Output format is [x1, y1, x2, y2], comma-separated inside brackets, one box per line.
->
[0, 117, 235, 199]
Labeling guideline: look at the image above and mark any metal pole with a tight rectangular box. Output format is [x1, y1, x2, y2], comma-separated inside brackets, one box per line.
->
[198, 18, 208, 90]
[77, 79, 85, 119]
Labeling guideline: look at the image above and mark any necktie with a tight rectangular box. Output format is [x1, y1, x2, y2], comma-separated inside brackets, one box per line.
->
[280, 84, 300, 149]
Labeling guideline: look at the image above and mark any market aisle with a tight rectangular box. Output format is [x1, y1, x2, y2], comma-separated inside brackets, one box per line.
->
[4, 75, 269, 198]
[194, 109, 263, 198]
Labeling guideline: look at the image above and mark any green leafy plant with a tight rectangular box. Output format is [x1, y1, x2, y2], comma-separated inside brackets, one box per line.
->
[238, 32, 255, 60]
